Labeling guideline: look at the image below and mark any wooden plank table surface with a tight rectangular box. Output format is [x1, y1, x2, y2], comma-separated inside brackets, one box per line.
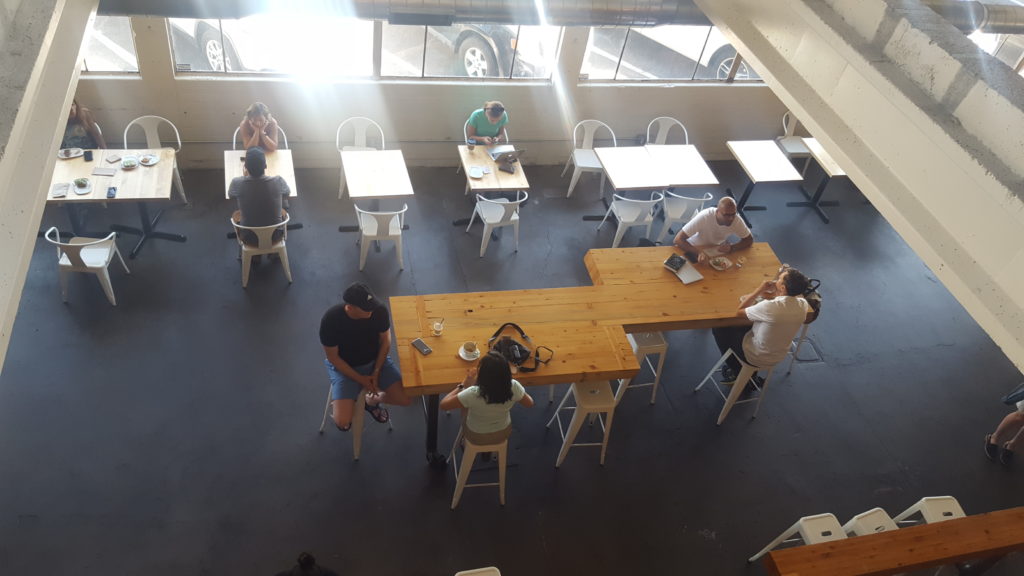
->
[458, 144, 530, 192]
[50, 148, 176, 203]
[765, 506, 1024, 576]
[223, 149, 297, 198]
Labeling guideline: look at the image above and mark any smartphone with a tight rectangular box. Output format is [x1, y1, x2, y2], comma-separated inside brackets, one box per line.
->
[411, 338, 432, 356]
[106, 186, 117, 199]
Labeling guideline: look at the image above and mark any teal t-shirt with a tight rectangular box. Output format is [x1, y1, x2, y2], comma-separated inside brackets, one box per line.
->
[467, 108, 509, 139]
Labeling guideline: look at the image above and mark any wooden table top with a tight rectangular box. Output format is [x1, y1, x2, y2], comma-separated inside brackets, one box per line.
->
[645, 144, 719, 188]
[765, 507, 1024, 576]
[802, 138, 847, 178]
[341, 149, 414, 200]
[49, 149, 175, 203]
[223, 149, 298, 199]
[726, 140, 803, 184]
[458, 145, 530, 192]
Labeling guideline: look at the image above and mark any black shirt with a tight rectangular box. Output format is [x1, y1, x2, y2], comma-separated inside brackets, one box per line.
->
[319, 304, 390, 366]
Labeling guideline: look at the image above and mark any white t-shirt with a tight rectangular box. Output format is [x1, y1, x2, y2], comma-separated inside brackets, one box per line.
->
[458, 379, 526, 434]
[681, 207, 751, 247]
[742, 296, 810, 368]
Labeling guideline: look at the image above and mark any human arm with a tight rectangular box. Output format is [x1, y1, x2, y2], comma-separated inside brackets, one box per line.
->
[322, 345, 373, 389]
[519, 391, 535, 408]
[466, 123, 493, 145]
[439, 368, 478, 411]
[259, 116, 280, 152]
[717, 233, 753, 254]
[672, 229, 704, 259]
[736, 281, 775, 316]
[79, 108, 107, 148]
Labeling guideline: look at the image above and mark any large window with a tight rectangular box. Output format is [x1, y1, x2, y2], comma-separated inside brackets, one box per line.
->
[169, 16, 373, 76]
[581, 25, 761, 82]
[82, 16, 138, 73]
[381, 23, 560, 79]
[969, 31, 1024, 77]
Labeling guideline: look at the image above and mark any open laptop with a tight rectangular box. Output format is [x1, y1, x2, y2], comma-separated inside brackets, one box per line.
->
[492, 149, 525, 166]
[664, 253, 704, 285]
[488, 144, 516, 160]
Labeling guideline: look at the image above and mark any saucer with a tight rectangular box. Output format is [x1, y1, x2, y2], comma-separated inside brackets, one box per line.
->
[58, 148, 83, 159]
[458, 348, 481, 361]
[467, 166, 484, 179]
[140, 154, 160, 166]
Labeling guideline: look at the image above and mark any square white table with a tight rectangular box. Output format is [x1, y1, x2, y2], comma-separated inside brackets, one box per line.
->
[645, 145, 719, 189]
[725, 140, 802, 227]
[591, 145, 718, 221]
[339, 149, 414, 232]
[785, 137, 846, 224]
[223, 149, 298, 199]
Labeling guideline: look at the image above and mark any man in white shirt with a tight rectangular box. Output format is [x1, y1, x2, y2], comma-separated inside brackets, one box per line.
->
[712, 267, 813, 384]
[673, 197, 752, 262]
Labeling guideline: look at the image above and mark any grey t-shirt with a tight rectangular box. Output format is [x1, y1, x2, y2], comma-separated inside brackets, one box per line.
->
[228, 174, 290, 228]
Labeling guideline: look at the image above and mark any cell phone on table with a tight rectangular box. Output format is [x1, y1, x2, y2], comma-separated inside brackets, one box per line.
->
[411, 338, 432, 356]
[106, 186, 117, 199]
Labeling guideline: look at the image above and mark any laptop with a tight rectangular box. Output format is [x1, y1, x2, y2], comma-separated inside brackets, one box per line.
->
[664, 253, 704, 285]
[488, 144, 516, 160]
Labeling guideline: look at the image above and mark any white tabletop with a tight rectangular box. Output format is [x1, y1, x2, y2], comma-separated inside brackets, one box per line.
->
[726, 140, 802, 184]
[224, 150, 298, 198]
[645, 145, 719, 188]
[50, 149, 177, 203]
[802, 138, 847, 178]
[341, 149, 414, 200]
[594, 147, 668, 191]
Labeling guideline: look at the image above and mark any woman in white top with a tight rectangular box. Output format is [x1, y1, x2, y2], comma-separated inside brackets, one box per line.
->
[440, 351, 534, 445]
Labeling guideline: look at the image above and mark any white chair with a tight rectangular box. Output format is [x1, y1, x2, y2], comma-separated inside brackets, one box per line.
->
[615, 332, 668, 405]
[123, 115, 188, 204]
[455, 569, 501, 576]
[893, 496, 965, 526]
[647, 116, 689, 145]
[466, 191, 528, 257]
[748, 513, 847, 562]
[232, 125, 289, 150]
[843, 507, 899, 536]
[694, 349, 776, 425]
[43, 227, 130, 306]
[597, 191, 664, 248]
[776, 110, 812, 176]
[318, 387, 394, 461]
[562, 119, 616, 198]
[448, 425, 508, 509]
[546, 381, 618, 467]
[354, 204, 407, 271]
[230, 211, 292, 288]
[337, 117, 385, 198]
[656, 190, 712, 243]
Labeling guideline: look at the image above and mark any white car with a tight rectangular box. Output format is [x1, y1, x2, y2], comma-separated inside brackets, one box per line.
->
[633, 26, 758, 80]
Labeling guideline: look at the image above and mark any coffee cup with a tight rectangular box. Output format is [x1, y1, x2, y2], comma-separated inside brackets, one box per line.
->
[462, 341, 478, 356]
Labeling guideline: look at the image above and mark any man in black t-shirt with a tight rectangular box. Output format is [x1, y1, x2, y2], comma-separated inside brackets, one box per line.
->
[319, 282, 411, 431]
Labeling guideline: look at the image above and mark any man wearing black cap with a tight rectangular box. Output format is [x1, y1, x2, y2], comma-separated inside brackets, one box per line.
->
[320, 282, 411, 430]
[228, 146, 290, 246]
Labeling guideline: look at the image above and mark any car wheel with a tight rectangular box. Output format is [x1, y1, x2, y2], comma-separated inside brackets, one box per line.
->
[459, 36, 498, 77]
[199, 28, 236, 72]
[709, 48, 751, 80]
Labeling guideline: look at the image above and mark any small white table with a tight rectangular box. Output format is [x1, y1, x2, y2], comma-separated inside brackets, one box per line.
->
[339, 149, 414, 232]
[725, 140, 802, 227]
[223, 149, 298, 199]
[645, 145, 719, 189]
[785, 138, 846, 224]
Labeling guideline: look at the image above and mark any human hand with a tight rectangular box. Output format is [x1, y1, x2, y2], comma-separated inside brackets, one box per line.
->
[718, 243, 732, 254]
[759, 280, 775, 294]
[464, 367, 478, 387]
[482, 136, 493, 145]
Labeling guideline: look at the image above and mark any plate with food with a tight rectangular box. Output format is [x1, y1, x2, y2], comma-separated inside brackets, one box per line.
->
[121, 156, 139, 170]
[708, 256, 733, 271]
[72, 178, 92, 195]
[139, 154, 160, 166]
[467, 166, 485, 179]
[58, 148, 84, 160]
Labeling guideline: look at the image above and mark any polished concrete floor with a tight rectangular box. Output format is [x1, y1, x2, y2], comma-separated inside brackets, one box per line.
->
[2, 158, 1022, 575]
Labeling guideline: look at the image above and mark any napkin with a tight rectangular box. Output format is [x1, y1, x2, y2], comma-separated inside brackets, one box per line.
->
[92, 167, 117, 177]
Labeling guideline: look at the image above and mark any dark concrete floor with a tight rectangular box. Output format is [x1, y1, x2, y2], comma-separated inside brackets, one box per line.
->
[2, 158, 1022, 575]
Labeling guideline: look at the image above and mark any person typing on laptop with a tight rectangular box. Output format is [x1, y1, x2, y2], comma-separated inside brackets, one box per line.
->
[466, 100, 509, 146]
[673, 197, 752, 263]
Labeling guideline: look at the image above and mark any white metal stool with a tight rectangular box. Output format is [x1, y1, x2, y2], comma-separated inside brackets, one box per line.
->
[843, 507, 899, 536]
[748, 513, 847, 562]
[893, 496, 965, 526]
[448, 426, 508, 509]
[694, 349, 775, 425]
[616, 332, 668, 404]
[454, 568, 501, 576]
[318, 387, 393, 460]
[546, 381, 618, 467]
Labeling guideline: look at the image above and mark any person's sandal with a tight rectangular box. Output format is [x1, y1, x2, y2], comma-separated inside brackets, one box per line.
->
[364, 399, 390, 424]
[999, 443, 1014, 466]
[984, 434, 999, 460]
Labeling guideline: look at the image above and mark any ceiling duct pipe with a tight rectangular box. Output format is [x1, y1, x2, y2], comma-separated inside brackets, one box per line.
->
[922, 0, 1024, 34]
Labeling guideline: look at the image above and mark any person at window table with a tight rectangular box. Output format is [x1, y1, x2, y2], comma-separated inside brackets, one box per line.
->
[61, 99, 107, 149]
[228, 147, 290, 247]
[440, 351, 534, 450]
[239, 102, 281, 152]
[466, 100, 509, 146]
[673, 197, 752, 262]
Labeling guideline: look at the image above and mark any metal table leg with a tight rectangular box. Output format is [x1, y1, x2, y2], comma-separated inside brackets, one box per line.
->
[787, 172, 839, 224]
[425, 394, 447, 468]
[728, 181, 760, 228]
[110, 202, 187, 258]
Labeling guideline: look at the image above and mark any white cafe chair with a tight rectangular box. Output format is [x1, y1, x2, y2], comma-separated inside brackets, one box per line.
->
[454, 568, 502, 576]
[657, 190, 712, 243]
[776, 110, 812, 176]
[561, 119, 615, 198]
[232, 125, 289, 150]
[230, 211, 292, 288]
[647, 116, 689, 145]
[598, 191, 664, 248]
[123, 115, 188, 204]
[43, 227, 130, 306]
[354, 203, 407, 271]
[466, 191, 528, 257]
[337, 117, 386, 198]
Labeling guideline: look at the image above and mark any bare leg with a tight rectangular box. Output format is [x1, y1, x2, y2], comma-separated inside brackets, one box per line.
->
[332, 398, 356, 430]
[374, 380, 412, 407]
[991, 411, 1024, 450]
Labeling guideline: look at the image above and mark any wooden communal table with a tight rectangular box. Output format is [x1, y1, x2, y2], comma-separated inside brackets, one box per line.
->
[726, 140, 803, 227]
[223, 149, 297, 198]
[785, 137, 847, 224]
[765, 507, 1024, 576]
[49, 148, 186, 258]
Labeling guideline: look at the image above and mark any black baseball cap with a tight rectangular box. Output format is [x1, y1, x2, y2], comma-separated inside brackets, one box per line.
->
[343, 282, 380, 311]
[244, 146, 266, 176]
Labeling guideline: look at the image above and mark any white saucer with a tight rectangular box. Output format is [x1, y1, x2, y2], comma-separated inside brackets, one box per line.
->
[467, 166, 484, 179]
[458, 348, 481, 361]
[58, 148, 83, 159]
[140, 154, 160, 166]
[72, 180, 92, 195]
[121, 155, 139, 170]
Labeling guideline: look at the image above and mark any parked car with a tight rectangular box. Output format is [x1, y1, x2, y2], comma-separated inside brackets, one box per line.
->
[431, 24, 550, 78]
[632, 26, 758, 80]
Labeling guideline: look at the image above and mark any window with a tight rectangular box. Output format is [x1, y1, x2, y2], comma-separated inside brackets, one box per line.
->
[581, 25, 761, 82]
[169, 15, 373, 77]
[969, 31, 1024, 77]
[82, 16, 138, 73]
[381, 23, 560, 79]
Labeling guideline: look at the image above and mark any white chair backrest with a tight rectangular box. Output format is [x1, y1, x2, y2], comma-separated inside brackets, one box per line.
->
[782, 110, 800, 137]
[647, 116, 688, 145]
[613, 191, 664, 212]
[354, 203, 408, 234]
[664, 190, 712, 220]
[94, 122, 103, 137]
[231, 212, 290, 250]
[124, 115, 181, 151]
[476, 191, 528, 223]
[337, 117, 385, 151]
[573, 119, 616, 150]
[44, 227, 115, 268]
[233, 126, 289, 150]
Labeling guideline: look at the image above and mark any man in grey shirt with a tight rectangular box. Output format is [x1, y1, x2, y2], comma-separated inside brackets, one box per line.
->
[229, 146, 290, 245]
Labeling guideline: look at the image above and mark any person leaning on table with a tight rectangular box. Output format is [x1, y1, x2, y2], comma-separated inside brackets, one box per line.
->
[440, 351, 535, 449]
[239, 101, 281, 152]
[61, 98, 107, 149]
[673, 197, 752, 262]
[466, 100, 509, 145]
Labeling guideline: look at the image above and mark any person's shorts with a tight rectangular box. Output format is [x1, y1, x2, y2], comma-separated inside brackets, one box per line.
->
[324, 357, 401, 402]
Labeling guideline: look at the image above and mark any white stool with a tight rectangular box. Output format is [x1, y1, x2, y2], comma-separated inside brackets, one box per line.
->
[546, 381, 618, 467]
[843, 507, 899, 536]
[448, 426, 508, 509]
[694, 349, 775, 425]
[748, 513, 847, 562]
[786, 323, 811, 374]
[318, 387, 393, 461]
[454, 568, 501, 576]
[893, 496, 965, 526]
[616, 332, 668, 404]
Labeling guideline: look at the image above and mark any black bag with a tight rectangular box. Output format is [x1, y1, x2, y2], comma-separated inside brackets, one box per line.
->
[1002, 382, 1024, 406]
[803, 278, 823, 323]
[487, 322, 553, 373]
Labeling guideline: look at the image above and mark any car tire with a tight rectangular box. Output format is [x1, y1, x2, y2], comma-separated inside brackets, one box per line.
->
[199, 28, 237, 72]
[708, 48, 751, 80]
[459, 35, 498, 78]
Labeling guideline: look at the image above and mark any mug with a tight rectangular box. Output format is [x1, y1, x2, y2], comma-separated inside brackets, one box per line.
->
[83, 150, 94, 162]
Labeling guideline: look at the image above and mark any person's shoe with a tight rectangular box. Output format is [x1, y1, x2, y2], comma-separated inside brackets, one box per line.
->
[984, 434, 999, 460]
[999, 444, 1014, 466]
[720, 365, 737, 383]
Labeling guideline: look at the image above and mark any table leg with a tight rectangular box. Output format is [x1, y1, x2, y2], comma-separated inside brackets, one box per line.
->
[110, 202, 187, 258]
[787, 173, 839, 224]
[60, 204, 107, 238]
[425, 394, 447, 468]
[728, 181, 758, 227]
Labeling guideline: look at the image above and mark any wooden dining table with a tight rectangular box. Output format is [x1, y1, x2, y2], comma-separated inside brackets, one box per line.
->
[222, 149, 298, 199]
[458, 144, 530, 194]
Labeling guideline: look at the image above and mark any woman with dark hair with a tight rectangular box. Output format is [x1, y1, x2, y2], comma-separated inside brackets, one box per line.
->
[465, 100, 509, 146]
[440, 351, 534, 444]
[240, 101, 281, 152]
[61, 99, 107, 149]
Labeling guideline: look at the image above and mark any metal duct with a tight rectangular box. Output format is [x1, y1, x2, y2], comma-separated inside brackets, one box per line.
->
[922, 0, 1024, 34]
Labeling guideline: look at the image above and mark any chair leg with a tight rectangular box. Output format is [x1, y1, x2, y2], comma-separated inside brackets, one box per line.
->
[480, 224, 493, 257]
[611, 222, 628, 249]
[657, 219, 675, 243]
[113, 244, 131, 274]
[556, 407, 586, 468]
[241, 252, 253, 288]
[599, 410, 615, 466]
[513, 220, 519, 252]
[451, 438, 476, 509]
[466, 208, 478, 232]
[717, 364, 757, 425]
[173, 167, 188, 205]
[352, 391, 366, 461]
[752, 368, 774, 419]
[278, 248, 293, 283]
[560, 155, 573, 178]
[359, 236, 370, 271]
[395, 236, 404, 270]
[566, 168, 582, 198]
[650, 351, 666, 404]
[497, 442, 507, 506]
[546, 388, 572, 426]
[58, 269, 70, 303]
[318, 386, 333, 434]
[600, 172, 606, 196]
[97, 268, 117, 306]
[748, 521, 801, 562]
[787, 325, 810, 375]
[596, 204, 614, 230]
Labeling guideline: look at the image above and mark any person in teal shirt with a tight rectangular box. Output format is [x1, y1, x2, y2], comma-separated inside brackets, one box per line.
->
[466, 101, 509, 145]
